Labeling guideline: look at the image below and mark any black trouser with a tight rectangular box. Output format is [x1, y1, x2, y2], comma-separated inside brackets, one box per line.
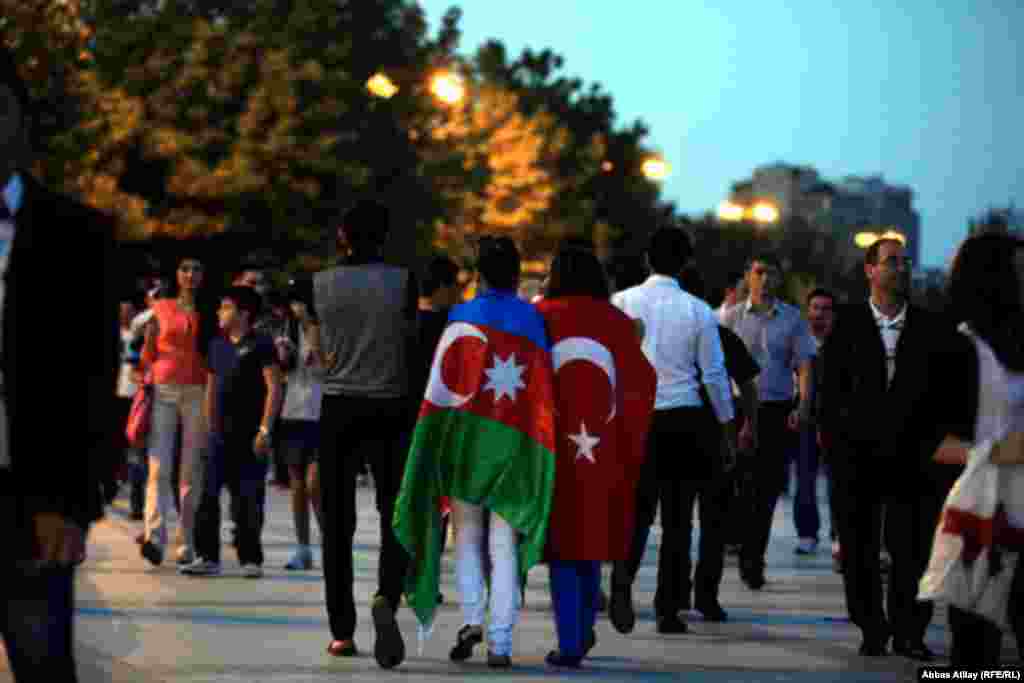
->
[194, 435, 269, 565]
[948, 545, 1024, 665]
[739, 401, 794, 574]
[319, 394, 411, 642]
[831, 445, 944, 643]
[0, 471, 78, 682]
[611, 406, 722, 617]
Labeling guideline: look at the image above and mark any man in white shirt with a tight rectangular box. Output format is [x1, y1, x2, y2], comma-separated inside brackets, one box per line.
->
[607, 227, 736, 636]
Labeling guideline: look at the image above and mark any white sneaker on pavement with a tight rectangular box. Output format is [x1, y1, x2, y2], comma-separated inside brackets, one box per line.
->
[179, 558, 222, 576]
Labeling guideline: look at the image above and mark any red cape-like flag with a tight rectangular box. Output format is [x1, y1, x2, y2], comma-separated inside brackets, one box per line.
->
[537, 296, 656, 561]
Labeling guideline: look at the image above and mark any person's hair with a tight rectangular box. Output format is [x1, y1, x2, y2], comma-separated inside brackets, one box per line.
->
[341, 199, 390, 256]
[948, 233, 1024, 371]
[806, 287, 836, 306]
[0, 46, 31, 122]
[476, 236, 520, 291]
[222, 286, 264, 323]
[724, 270, 744, 290]
[232, 266, 265, 284]
[678, 265, 707, 302]
[286, 275, 316, 313]
[545, 247, 610, 300]
[864, 238, 904, 267]
[746, 251, 783, 275]
[646, 227, 692, 275]
[422, 255, 459, 297]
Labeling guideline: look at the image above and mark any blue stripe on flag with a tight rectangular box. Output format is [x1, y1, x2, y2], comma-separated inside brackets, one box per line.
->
[449, 290, 549, 351]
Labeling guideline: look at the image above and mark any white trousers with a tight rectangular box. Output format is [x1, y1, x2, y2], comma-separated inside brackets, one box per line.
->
[452, 500, 520, 656]
[144, 384, 206, 551]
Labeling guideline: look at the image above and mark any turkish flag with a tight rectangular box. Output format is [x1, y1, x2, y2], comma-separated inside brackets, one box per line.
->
[537, 296, 657, 561]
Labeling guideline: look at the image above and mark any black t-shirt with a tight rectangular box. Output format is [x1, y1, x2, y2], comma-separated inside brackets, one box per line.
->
[412, 307, 451, 402]
[209, 332, 278, 441]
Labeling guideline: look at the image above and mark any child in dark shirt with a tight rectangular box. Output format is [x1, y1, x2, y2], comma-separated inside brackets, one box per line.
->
[182, 287, 283, 578]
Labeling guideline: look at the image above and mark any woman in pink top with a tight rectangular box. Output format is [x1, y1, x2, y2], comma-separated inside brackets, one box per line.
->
[137, 256, 214, 567]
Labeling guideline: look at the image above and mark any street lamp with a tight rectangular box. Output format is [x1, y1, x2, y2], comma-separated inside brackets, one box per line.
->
[641, 156, 671, 181]
[854, 229, 906, 249]
[366, 73, 399, 99]
[429, 70, 466, 106]
[717, 201, 745, 222]
[752, 202, 779, 224]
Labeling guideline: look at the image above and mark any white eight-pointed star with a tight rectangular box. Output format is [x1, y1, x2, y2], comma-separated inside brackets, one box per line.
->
[568, 421, 600, 464]
[483, 353, 527, 403]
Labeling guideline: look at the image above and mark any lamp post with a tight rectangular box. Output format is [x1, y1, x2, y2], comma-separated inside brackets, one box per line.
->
[854, 229, 906, 249]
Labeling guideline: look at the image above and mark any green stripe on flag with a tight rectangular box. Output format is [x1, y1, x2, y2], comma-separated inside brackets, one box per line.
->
[393, 409, 557, 629]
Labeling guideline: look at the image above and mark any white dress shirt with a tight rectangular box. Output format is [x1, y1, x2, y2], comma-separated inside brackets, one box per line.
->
[612, 274, 734, 422]
[0, 173, 24, 469]
[869, 298, 907, 386]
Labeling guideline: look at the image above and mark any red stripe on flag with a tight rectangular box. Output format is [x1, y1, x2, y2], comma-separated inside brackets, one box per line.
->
[420, 323, 556, 453]
[942, 505, 1024, 562]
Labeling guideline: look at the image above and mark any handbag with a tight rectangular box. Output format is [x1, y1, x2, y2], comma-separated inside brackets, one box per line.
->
[125, 371, 154, 450]
[918, 438, 1019, 629]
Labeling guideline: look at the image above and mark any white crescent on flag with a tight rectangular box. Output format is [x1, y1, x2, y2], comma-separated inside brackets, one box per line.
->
[425, 322, 488, 408]
[552, 336, 617, 422]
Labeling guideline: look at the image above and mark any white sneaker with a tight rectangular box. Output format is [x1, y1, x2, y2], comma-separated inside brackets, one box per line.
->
[241, 564, 263, 579]
[179, 558, 221, 576]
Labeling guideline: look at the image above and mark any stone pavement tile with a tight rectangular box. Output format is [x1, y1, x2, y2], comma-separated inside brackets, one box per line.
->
[2, 479, 1020, 682]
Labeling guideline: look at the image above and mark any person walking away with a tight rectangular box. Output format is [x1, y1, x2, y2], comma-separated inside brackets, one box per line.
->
[0, 47, 119, 682]
[721, 253, 816, 589]
[677, 265, 760, 622]
[182, 287, 282, 578]
[820, 238, 954, 659]
[926, 233, 1024, 666]
[537, 246, 656, 667]
[608, 227, 737, 635]
[313, 199, 419, 668]
[278, 276, 326, 571]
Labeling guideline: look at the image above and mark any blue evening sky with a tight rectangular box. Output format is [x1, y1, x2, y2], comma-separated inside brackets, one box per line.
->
[417, 1, 1022, 268]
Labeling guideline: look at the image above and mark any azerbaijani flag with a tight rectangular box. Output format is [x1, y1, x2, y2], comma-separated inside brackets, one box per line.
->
[393, 290, 557, 631]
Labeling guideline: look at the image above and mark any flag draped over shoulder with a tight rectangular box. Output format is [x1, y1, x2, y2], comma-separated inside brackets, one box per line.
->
[537, 296, 657, 561]
[393, 290, 557, 631]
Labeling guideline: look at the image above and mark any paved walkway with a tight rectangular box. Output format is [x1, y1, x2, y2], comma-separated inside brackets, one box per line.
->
[1, 476, 1019, 681]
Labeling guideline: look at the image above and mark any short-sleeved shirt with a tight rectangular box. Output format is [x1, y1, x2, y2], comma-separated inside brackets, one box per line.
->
[208, 332, 278, 441]
[721, 299, 816, 403]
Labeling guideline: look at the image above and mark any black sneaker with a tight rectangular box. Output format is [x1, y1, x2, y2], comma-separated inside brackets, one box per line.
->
[487, 651, 512, 668]
[371, 596, 405, 669]
[449, 624, 483, 662]
[656, 613, 689, 634]
[545, 650, 582, 668]
[695, 598, 728, 622]
[140, 540, 163, 567]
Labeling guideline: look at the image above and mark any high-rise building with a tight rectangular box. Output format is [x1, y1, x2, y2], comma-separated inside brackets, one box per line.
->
[721, 164, 922, 266]
[968, 206, 1024, 237]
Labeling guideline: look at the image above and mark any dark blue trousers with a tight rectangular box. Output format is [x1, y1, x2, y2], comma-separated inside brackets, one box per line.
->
[549, 560, 601, 658]
[793, 427, 821, 541]
[1, 566, 77, 681]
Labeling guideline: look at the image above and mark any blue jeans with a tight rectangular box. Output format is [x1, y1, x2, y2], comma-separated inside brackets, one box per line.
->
[1, 566, 77, 681]
[549, 561, 601, 657]
[194, 434, 269, 565]
[793, 427, 821, 541]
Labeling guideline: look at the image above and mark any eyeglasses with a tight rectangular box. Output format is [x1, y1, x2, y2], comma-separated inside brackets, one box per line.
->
[879, 257, 912, 270]
[179, 264, 204, 273]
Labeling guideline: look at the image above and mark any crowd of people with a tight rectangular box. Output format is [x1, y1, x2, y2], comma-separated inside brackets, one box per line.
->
[1, 44, 1022, 682]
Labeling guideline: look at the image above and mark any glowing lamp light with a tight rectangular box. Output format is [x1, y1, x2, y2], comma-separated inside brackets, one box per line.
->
[430, 71, 466, 106]
[717, 201, 745, 222]
[752, 203, 780, 224]
[366, 73, 399, 99]
[641, 157, 671, 181]
[854, 232, 878, 248]
[880, 230, 906, 245]
[601, 160, 614, 173]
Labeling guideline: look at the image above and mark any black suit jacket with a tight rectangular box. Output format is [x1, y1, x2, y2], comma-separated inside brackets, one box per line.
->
[820, 301, 955, 486]
[3, 174, 118, 554]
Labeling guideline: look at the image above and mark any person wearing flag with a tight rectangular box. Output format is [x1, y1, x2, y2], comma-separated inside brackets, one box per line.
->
[536, 246, 657, 668]
[394, 236, 557, 669]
